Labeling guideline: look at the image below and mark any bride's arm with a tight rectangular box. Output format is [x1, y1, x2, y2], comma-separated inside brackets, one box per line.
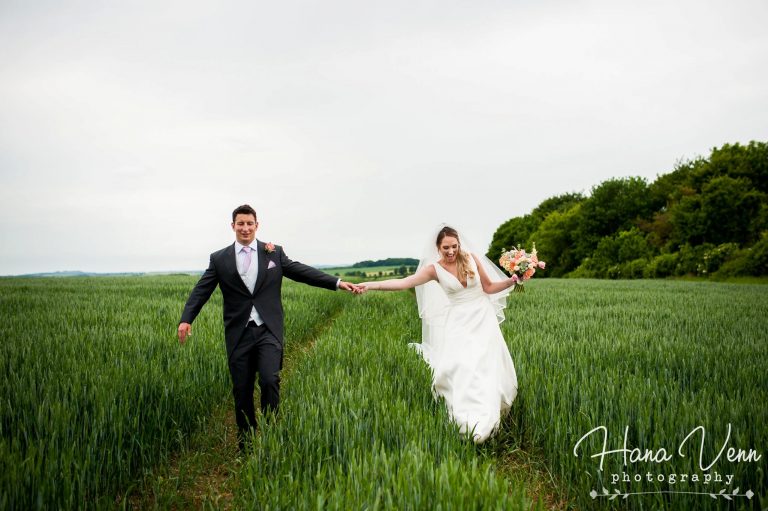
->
[473, 254, 515, 294]
[362, 265, 437, 291]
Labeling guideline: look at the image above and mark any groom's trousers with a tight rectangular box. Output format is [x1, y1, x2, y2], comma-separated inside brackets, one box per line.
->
[228, 322, 282, 443]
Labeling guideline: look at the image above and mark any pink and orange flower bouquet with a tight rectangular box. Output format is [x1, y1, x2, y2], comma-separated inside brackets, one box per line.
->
[499, 244, 546, 292]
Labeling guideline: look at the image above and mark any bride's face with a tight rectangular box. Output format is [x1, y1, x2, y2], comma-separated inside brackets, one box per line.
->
[438, 236, 460, 263]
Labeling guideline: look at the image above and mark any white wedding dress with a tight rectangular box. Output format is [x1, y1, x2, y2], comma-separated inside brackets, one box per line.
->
[415, 255, 518, 443]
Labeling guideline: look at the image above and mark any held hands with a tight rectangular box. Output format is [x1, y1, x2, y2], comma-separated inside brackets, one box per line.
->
[178, 322, 192, 344]
[339, 281, 366, 295]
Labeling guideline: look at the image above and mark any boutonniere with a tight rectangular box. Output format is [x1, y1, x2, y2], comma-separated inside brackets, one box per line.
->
[264, 242, 276, 253]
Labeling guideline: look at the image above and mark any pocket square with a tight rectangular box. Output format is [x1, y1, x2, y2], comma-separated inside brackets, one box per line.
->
[267, 260, 277, 269]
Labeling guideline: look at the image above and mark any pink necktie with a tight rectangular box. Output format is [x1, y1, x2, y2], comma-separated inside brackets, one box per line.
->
[242, 246, 252, 273]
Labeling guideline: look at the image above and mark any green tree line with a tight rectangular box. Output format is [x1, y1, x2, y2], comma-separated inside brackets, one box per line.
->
[487, 141, 768, 278]
[352, 258, 419, 268]
[342, 266, 416, 278]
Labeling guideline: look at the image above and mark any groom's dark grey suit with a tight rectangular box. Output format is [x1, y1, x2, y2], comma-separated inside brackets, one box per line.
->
[180, 239, 338, 441]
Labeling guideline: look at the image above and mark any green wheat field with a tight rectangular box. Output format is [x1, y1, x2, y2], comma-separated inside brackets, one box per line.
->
[1, 276, 766, 510]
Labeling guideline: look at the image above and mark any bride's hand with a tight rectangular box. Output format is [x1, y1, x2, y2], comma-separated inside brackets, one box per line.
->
[359, 282, 373, 293]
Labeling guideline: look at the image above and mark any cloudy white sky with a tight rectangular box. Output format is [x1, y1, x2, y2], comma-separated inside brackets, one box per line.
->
[1, 0, 766, 274]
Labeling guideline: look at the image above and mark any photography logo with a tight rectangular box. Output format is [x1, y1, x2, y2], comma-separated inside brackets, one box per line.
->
[573, 423, 760, 502]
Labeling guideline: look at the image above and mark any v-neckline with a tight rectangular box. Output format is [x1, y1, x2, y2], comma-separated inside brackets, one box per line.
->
[436, 262, 468, 289]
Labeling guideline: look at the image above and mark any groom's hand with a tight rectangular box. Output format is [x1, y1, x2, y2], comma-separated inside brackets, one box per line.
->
[339, 281, 364, 294]
[178, 322, 192, 344]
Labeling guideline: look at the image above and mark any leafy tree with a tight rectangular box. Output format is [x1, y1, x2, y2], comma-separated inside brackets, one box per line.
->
[644, 253, 679, 278]
[675, 243, 714, 276]
[700, 176, 765, 245]
[667, 189, 706, 247]
[638, 211, 674, 249]
[717, 233, 768, 276]
[526, 204, 582, 277]
[690, 141, 768, 193]
[648, 159, 696, 207]
[530, 192, 584, 222]
[669, 176, 766, 247]
[573, 177, 657, 261]
[579, 228, 653, 278]
[486, 193, 584, 262]
[700, 243, 740, 275]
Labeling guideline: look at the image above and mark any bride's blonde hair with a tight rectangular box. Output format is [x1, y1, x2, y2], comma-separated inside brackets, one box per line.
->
[436, 226, 475, 280]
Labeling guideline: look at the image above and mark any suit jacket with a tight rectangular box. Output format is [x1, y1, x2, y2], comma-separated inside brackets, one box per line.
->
[180, 240, 338, 359]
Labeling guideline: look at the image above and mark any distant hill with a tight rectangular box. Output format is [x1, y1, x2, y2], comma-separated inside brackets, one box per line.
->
[352, 258, 418, 268]
[19, 271, 92, 277]
[13, 270, 202, 278]
[318, 258, 420, 279]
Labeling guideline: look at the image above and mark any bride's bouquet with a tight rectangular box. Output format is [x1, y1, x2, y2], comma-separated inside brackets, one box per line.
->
[499, 244, 546, 292]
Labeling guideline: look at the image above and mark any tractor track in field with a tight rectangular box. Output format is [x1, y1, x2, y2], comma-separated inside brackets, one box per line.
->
[123, 303, 347, 510]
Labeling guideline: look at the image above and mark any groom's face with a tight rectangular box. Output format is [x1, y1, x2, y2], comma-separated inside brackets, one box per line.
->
[232, 213, 258, 245]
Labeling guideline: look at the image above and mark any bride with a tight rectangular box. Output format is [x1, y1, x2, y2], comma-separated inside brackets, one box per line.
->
[360, 225, 518, 443]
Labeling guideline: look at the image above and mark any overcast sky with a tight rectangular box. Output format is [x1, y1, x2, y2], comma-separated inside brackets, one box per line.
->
[1, 0, 766, 275]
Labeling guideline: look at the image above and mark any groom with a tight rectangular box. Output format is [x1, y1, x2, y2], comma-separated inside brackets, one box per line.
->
[178, 204, 360, 449]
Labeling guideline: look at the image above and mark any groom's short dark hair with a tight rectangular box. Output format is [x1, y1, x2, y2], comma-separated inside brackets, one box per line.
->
[232, 204, 257, 222]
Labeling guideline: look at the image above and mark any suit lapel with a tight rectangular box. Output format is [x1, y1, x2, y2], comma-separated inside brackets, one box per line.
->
[223, 243, 251, 295]
[252, 240, 269, 295]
